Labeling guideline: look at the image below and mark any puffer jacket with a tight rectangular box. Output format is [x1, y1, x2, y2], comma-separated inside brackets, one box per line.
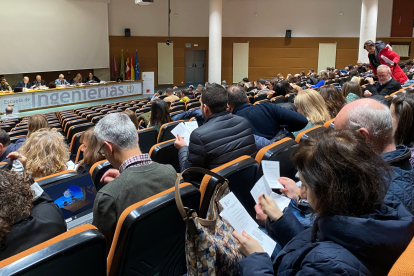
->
[382, 145, 414, 214]
[178, 111, 256, 171]
[239, 202, 414, 276]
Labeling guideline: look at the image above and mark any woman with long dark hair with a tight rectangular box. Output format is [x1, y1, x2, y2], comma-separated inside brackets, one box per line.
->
[318, 85, 346, 118]
[148, 99, 172, 132]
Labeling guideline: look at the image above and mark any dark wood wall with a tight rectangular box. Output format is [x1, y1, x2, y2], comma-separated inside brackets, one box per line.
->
[391, 0, 414, 37]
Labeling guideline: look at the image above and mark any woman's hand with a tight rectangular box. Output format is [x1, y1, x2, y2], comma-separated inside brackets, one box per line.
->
[254, 204, 267, 226]
[279, 177, 300, 199]
[258, 194, 283, 221]
[232, 230, 265, 257]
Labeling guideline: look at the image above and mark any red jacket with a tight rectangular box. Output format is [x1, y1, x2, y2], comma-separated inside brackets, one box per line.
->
[369, 45, 408, 85]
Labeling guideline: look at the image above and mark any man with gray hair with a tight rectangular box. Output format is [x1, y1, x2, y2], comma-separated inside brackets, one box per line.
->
[364, 65, 402, 97]
[92, 113, 177, 250]
[54, 74, 69, 86]
[335, 98, 414, 214]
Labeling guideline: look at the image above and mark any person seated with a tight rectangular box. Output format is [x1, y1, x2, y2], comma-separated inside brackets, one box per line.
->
[92, 113, 177, 251]
[27, 114, 49, 138]
[163, 88, 179, 103]
[267, 80, 294, 98]
[390, 94, 414, 167]
[0, 77, 11, 92]
[188, 85, 194, 92]
[0, 130, 25, 162]
[404, 60, 414, 73]
[335, 98, 414, 214]
[342, 81, 363, 103]
[1, 106, 19, 121]
[227, 85, 307, 147]
[318, 85, 346, 118]
[16, 76, 31, 89]
[306, 70, 328, 89]
[172, 86, 178, 94]
[179, 89, 191, 103]
[85, 72, 100, 84]
[148, 99, 172, 132]
[70, 73, 83, 85]
[76, 127, 105, 174]
[0, 170, 66, 261]
[292, 89, 331, 137]
[234, 130, 414, 275]
[147, 90, 162, 101]
[55, 74, 70, 86]
[174, 84, 256, 171]
[256, 78, 270, 94]
[12, 129, 76, 178]
[123, 109, 139, 129]
[32, 75, 46, 88]
[357, 60, 367, 74]
[363, 65, 402, 97]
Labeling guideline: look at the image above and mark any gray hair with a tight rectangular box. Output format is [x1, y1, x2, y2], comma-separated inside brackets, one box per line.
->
[59, 74, 64, 78]
[345, 101, 393, 145]
[94, 113, 138, 150]
[377, 65, 391, 74]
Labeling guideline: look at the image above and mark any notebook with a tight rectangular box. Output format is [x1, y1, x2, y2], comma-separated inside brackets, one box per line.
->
[42, 173, 97, 230]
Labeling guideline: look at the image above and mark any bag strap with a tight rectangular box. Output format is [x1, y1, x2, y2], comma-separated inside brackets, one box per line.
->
[175, 167, 228, 221]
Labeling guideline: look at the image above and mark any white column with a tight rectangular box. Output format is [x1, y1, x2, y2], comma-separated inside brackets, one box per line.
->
[208, 0, 222, 84]
[358, 0, 379, 63]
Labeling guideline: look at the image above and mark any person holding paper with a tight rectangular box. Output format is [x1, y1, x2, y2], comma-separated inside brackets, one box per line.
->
[364, 40, 408, 85]
[174, 84, 256, 172]
[363, 65, 402, 97]
[233, 130, 414, 276]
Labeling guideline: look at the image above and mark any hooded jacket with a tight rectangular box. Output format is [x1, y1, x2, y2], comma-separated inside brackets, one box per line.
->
[382, 145, 414, 214]
[368, 41, 408, 85]
[239, 202, 414, 276]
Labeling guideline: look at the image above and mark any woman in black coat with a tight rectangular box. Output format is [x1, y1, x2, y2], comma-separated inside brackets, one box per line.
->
[233, 130, 414, 276]
[84, 72, 101, 84]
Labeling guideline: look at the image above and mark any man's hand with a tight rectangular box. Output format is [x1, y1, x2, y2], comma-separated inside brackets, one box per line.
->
[365, 77, 375, 85]
[100, 168, 120, 183]
[232, 230, 265, 257]
[279, 177, 300, 199]
[7, 152, 27, 168]
[174, 134, 187, 150]
[254, 204, 267, 227]
[364, 90, 372, 97]
[306, 83, 311, 88]
[258, 194, 283, 222]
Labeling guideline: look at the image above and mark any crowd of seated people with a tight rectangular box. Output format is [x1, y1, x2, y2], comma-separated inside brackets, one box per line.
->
[0, 49, 414, 275]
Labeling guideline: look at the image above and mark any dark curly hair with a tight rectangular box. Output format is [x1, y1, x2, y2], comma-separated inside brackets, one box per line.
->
[0, 170, 34, 243]
[291, 130, 390, 241]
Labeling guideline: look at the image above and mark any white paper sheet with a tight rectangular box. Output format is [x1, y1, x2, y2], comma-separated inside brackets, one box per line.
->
[381, 55, 394, 65]
[270, 192, 291, 211]
[250, 176, 272, 204]
[170, 121, 199, 145]
[261, 160, 283, 189]
[219, 192, 276, 256]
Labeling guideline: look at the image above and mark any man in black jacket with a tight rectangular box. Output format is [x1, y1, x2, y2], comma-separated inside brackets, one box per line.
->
[32, 75, 46, 88]
[227, 85, 308, 143]
[364, 65, 402, 97]
[16, 76, 31, 89]
[174, 84, 256, 172]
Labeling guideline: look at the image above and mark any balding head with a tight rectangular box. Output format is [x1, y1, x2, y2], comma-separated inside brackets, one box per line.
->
[5, 107, 13, 115]
[335, 99, 395, 153]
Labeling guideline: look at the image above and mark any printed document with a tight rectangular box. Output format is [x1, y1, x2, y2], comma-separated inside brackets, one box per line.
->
[219, 192, 276, 256]
[261, 160, 283, 189]
[171, 121, 198, 145]
[251, 176, 291, 211]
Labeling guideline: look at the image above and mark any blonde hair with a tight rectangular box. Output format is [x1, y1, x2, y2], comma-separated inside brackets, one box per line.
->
[294, 89, 331, 125]
[19, 129, 70, 178]
[27, 114, 49, 137]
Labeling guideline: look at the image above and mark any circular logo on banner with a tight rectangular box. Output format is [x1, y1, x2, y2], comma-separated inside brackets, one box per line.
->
[127, 84, 134, 94]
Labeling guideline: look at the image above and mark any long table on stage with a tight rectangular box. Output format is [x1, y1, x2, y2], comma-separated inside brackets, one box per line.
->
[0, 81, 143, 112]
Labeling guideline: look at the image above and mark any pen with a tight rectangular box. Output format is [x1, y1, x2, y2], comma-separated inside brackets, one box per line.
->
[262, 194, 266, 200]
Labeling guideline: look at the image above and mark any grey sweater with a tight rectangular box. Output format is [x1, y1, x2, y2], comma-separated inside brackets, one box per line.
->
[92, 162, 177, 252]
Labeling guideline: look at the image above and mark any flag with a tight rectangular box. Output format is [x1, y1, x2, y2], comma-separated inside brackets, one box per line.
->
[126, 50, 131, 80]
[131, 55, 135, 80]
[120, 50, 125, 80]
[111, 52, 117, 77]
[135, 50, 140, 80]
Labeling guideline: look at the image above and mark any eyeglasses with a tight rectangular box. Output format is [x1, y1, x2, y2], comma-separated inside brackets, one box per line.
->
[97, 143, 106, 157]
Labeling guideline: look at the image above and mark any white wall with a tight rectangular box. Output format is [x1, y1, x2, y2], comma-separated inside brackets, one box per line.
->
[1, 0, 110, 75]
[108, 0, 393, 38]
